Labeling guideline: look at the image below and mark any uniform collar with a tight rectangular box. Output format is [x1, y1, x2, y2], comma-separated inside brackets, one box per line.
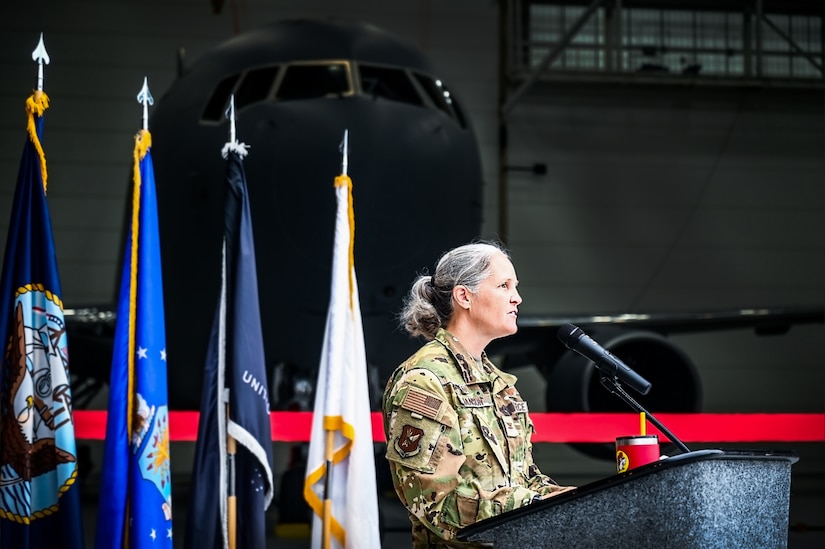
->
[434, 328, 517, 388]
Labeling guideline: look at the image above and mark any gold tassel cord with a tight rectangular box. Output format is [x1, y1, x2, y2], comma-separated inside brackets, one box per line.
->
[127, 130, 150, 439]
[134, 128, 152, 160]
[120, 129, 149, 546]
[25, 91, 50, 193]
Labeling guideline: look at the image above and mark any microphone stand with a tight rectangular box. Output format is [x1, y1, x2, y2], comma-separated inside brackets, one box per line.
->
[599, 375, 691, 455]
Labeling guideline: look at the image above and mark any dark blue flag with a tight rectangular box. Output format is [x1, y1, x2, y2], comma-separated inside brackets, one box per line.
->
[94, 129, 173, 548]
[184, 143, 273, 549]
[0, 92, 85, 547]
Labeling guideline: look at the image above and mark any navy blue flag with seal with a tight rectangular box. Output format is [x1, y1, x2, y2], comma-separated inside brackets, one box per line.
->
[94, 129, 173, 548]
[184, 141, 273, 549]
[0, 91, 85, 547]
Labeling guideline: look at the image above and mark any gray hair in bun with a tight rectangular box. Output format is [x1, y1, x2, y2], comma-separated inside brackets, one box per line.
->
[398, 240, 510, 340]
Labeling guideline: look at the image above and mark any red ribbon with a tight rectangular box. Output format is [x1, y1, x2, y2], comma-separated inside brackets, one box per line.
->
[73, 411, 824, 443]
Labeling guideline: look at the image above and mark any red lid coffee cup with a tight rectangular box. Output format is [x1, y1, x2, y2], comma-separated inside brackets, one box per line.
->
[616, 434, 660, 473]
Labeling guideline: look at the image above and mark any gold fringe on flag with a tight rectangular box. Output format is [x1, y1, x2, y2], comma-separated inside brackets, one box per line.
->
[25, 90, 50, 193]
[125, 129, 151, 453]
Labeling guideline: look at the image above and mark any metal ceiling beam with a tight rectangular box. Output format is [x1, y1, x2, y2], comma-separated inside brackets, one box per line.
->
[501, 0, 605, 117]
[761, 12, 824, 75]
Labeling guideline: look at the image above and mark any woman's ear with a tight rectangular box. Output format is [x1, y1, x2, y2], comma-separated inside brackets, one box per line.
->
[453, 285, 471, 310]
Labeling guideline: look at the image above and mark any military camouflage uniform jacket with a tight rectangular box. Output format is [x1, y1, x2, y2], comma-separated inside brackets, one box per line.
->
[383, 328, 571, 548]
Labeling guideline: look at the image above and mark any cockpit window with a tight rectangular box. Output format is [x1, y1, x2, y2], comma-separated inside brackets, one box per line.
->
[235, 66, 280, 110]
[358, 64, 423, 106]
[413, 73, 468, 129]
[276, 63, 351, 101]
[202, 73, 241, 121]
[199, 62, 468, 131]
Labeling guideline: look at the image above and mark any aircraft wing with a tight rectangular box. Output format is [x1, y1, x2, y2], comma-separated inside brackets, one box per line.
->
[515, 304, 824, 336]
[487, 304, 823, 423]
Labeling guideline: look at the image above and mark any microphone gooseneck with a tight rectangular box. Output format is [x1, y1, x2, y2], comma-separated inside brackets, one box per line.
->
[557, 323, 652, 395]
[556, 323, 691, 454]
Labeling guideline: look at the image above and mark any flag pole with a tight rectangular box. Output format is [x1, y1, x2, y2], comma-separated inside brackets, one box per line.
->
[32, 32, 49, 92]
[322, 429, 334, 549]
[137, 77, 153, 131]
[29, 34, 50, 193]
[321, 129, 349, 549]
[226, 393, 237, 549]
[224, 97, 239, 549]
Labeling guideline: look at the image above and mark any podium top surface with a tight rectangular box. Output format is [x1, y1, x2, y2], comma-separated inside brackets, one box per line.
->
[457, 448, 799, 541]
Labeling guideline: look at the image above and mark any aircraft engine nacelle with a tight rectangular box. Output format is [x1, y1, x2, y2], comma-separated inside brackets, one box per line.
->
[545, 328, 702, 460]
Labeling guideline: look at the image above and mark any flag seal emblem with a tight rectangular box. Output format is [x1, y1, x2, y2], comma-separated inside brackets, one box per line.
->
[136, 401, 172, 519]
[1, 288, 78, 523]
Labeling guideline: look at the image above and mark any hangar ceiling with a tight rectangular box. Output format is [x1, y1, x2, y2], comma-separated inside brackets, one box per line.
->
[503, 0, 823, 115]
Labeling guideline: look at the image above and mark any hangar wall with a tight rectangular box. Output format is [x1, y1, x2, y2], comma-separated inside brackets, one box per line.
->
[0, 0, 822, 545]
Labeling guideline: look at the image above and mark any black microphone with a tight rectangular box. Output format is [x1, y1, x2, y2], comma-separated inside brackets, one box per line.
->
[557, 323, 652, 395]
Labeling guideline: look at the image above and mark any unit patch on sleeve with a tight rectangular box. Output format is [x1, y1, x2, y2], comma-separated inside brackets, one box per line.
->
[395, 424, 425, 458]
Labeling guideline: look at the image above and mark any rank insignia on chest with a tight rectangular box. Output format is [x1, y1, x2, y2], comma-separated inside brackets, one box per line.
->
[502, 416, 520, 437]
[395, 424, 425, 458]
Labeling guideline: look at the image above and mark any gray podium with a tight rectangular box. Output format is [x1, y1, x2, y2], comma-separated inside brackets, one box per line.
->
[458, 449, 798, 549]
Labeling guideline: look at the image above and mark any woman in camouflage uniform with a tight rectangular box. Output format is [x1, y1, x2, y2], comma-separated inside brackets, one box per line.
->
[383, 241, 574, 548]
